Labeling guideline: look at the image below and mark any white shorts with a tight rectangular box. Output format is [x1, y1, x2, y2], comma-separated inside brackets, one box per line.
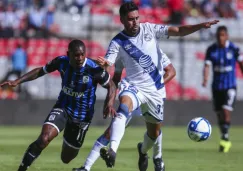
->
[118, 79, 165, 124]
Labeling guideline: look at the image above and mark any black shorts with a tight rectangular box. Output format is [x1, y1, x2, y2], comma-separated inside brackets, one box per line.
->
[44, 108, 90, 149]
[212, 88, 237, 112]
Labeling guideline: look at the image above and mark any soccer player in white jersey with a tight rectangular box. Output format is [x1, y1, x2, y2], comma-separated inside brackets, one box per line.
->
[73, 53, 175, 171]
[96, 2, 219, 171]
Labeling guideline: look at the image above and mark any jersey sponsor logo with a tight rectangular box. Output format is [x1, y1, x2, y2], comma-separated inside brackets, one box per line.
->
[227, 52, 233, 59]
[214, 66, 233, 72]
[83, 76, 89, 83]
[144, 33, 152, 41]
[139, 55, 153, 68]
[138, 55, 156, 74]
[62, 86, 84, 98]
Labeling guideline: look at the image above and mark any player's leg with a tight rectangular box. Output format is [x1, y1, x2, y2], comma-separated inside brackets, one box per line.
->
[17, 107, 67, 171]
[73, 110, 135, 171]
[138, 92, 165, 171]
[61, 121, 90, 164]
[100, 95, 133, 167]
[218, 89, 236, 153]
[73, 124, 111, 171]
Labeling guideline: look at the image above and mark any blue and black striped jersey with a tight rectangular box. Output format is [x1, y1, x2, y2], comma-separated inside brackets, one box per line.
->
[43, 56, 110, 122]
[205, 41, 242, 90]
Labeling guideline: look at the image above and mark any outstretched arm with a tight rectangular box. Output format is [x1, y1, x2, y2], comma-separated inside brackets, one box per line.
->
[163, 64, 176, 84]
[168, 20, 219, 37]
[0, 67, 45, 88]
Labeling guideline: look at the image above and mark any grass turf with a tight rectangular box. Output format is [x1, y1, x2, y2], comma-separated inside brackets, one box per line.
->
[0, 126, 242, 171]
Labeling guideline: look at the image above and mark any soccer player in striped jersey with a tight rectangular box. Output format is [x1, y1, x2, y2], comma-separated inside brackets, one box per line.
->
[0, 39, 117, 171]
[73, 53, 176, 171]
[95, 2, 218, 171]
[202, 26, 243, 153]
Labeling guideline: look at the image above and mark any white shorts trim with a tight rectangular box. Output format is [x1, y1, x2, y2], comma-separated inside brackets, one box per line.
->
[63, 138, 80, 150]
[43, 122, 60, 133]
[222, 105, 233, 111]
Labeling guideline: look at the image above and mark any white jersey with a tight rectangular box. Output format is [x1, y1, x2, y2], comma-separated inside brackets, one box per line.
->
[115, 53, 171, 98]
[105, 22, 169, 94]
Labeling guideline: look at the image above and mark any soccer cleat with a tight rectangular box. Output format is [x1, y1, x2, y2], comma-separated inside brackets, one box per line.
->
[137, 142, 148, 171]
[100, 147, 116, 168]
[72, 166, 88, 171]
[219, 140, 232, 153]
[153, 158, 165, 171]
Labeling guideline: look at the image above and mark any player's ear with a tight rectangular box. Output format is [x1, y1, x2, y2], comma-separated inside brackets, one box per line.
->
[120, 16, 124, 24]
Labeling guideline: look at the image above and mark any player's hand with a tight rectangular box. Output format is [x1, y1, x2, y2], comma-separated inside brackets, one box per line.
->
[0, 80, 18, 88]
[202, 80, 207, 87]
[103, 105, 117, 119]
[97, 56, 109, 68]
[202, 20, 219, 28]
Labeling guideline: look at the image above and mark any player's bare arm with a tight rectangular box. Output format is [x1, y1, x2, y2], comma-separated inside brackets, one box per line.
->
[202, 64, 210, 87]
[239, 61, 243, 74]
[102, 79, 117, 119]
[163, 64, 176, 84]
[168, 20, 219, 37]
[0, 67, 45, 88]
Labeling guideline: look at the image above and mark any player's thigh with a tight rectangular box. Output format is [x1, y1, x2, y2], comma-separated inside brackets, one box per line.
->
[212, 89, 224, 112]
[118, 79, 142, 112]
[223, 88, 237, 112]
[62, 121, 90, 154]
[141, 96, 165, 124]
[43, 108, 68, 133]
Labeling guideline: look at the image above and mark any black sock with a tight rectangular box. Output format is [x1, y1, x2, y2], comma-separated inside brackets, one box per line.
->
[18, 141, 43, 171]
[219, 122, 230, 141]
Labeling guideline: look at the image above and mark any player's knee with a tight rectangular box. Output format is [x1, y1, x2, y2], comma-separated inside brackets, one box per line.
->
[117, 103, 130, 117]
[61, 153, 77, 164]
[39, 134, 52, 148]
[147, 130, 160, 140]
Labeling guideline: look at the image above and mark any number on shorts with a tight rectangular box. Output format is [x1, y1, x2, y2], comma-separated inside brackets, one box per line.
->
[155, 105, 162, 115]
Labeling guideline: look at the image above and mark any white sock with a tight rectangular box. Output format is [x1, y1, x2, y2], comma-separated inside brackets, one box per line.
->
[84, 140, 106, 171]
[141, 132, 156, 154]
[153, 131, 162, 159]
[110, 113, 127, 152]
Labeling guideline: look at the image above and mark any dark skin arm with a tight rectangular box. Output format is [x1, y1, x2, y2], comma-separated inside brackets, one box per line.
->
[163, 64, 176, 84]
[202, 64, 210, 87]
[102, 79, 117, 119]
[168, 20, 219, 37]
[0, 67, 45, 88]
[239, 61, 243, 74]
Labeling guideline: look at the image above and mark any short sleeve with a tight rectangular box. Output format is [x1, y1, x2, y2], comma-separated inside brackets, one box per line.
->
[205, 47, 212, 65]
[146, 23, 169, 39]
[234, 47, 243, 62]
[162, 53, 171, 68]
[105, 40, 120, 66]
[43, 57, 61, 73]
[94, 67, 110, 87]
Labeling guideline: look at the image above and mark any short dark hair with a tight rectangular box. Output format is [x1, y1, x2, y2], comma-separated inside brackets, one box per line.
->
[119, 2, 139, 17]
[68, 39, 85, 51]
[216, 26, 228, 34]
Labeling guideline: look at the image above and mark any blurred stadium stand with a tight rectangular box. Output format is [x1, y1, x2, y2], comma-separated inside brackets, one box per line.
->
[0, 0, 243, 101]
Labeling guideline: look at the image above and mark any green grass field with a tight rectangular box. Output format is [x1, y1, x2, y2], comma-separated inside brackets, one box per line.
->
[0, 126, 242, 171]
